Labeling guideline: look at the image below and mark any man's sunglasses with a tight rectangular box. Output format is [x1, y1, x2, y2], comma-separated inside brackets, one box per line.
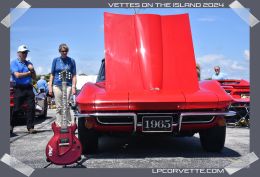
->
[60, 50, 68, 53]
[21, 51, 28, 54]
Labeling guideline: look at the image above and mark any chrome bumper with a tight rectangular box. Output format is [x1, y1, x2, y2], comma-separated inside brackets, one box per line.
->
[178, 111, 236, 131]
[74, 111, 236, 132]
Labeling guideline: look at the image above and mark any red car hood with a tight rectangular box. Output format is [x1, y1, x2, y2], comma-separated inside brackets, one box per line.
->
[77, 13, 232, 111]
[105, 12, 198, 94]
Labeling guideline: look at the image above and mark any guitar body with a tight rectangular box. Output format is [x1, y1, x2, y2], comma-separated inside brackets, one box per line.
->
[46, 122, 82, 165]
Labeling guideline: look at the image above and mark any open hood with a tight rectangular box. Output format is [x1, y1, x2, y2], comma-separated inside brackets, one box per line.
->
[104, 12, 198, 94]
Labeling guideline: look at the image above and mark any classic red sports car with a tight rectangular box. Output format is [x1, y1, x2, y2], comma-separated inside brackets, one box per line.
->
[217, 80, 250, 125]
[75, 13, 235, 154]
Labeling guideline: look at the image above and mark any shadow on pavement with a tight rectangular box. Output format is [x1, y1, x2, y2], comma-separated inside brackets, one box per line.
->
[85, 134, 241, 159]
[12, 115, 53, 126]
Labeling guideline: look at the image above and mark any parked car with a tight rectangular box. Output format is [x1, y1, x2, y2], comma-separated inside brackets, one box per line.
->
[10, 81, 48, 121]
[75, 13, 235, 154]
[217, 80, 250, 126]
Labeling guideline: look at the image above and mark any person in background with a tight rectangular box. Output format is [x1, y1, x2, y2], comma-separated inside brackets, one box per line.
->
[212, 66, 226, 80]
[10, 45, 37, 134]
[48, 43, 77, 126]
[37, 75, 48, 94]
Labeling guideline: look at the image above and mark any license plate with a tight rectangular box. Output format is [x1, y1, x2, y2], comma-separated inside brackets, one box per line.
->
[142, 116, 173, 132]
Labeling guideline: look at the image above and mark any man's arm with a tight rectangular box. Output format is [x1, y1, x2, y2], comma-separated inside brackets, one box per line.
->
[27, 64, 36, 80]
[13, 71, 31, 78]
[11, 61, 31, 78]
[30, 70, 36, 80]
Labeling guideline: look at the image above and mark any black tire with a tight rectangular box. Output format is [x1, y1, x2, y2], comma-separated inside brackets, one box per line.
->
[199, 126, 226, 152]
[10, 107, 14, 130]
[10, 107, 13, 120]
[78, 118, 98, 154]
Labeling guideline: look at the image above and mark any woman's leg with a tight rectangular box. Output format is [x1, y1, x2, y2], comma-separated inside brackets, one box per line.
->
[53, 85, 62, 126]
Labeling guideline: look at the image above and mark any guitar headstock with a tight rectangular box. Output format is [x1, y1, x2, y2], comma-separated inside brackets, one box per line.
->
[58, 70, 72, 82]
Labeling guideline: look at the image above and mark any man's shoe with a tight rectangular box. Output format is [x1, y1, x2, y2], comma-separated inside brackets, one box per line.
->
[28, 129, 37, 134]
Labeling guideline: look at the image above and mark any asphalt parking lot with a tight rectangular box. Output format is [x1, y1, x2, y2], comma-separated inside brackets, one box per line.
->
[10, 109, 249, 169]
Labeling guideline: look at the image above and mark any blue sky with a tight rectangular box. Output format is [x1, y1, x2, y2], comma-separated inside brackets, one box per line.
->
[11, 8, 249, 80]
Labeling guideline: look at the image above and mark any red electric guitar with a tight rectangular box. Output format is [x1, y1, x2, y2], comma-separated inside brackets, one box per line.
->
[46, 70, 82, 165]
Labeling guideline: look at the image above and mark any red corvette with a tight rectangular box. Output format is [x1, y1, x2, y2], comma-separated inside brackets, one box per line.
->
[217, 80, 250, 125]
[75, 13, 235, 154]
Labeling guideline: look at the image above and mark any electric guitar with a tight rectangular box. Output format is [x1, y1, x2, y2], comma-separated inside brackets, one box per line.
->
[46, 70, 82, 165]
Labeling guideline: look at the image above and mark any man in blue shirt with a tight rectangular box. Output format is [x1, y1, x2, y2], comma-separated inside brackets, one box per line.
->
[37, 75, 48, 94]
[10, 45, 37, 134]
[211, 66, 226, 80]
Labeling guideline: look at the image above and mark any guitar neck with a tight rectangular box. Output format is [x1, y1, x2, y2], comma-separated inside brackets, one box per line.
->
[60, 70, 69, 130]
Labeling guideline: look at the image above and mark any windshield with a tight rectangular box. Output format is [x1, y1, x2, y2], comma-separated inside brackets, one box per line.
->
[96, 59, 105, 82]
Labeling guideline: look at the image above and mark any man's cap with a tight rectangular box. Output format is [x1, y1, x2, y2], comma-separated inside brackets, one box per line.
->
[17, 45, 30, 52]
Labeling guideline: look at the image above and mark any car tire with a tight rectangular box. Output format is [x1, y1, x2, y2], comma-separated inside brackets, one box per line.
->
[199, 126, 226, 152]
[78, 118, 98, 154]
[10, 107, 14, 125]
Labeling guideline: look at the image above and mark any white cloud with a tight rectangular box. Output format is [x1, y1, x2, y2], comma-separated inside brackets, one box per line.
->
[244, 49, 250, 61]
[35, 66, 44, 75]
[76, 58, 101, 75]
[196, 54, 249, 80]
[231, 61, 247, 70]
[197, 54, 226, 64]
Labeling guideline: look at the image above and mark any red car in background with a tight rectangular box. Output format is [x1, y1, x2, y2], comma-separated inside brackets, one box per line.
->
[218, 80, 250, 126]
[10, 81, 48, 122]
[75, 13, 235, 154]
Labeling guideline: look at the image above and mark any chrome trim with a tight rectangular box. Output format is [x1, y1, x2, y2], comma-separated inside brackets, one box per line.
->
[181, 116, 215, 124]
[178, 111, 236, 132]
[137, 113, 176, 115]
[74, 112, 137, 132]
[74, 111, 236, 133]
[180, 111, 236, 117]
[230, 105, 250, 109]
[74, 113, 91, 118]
